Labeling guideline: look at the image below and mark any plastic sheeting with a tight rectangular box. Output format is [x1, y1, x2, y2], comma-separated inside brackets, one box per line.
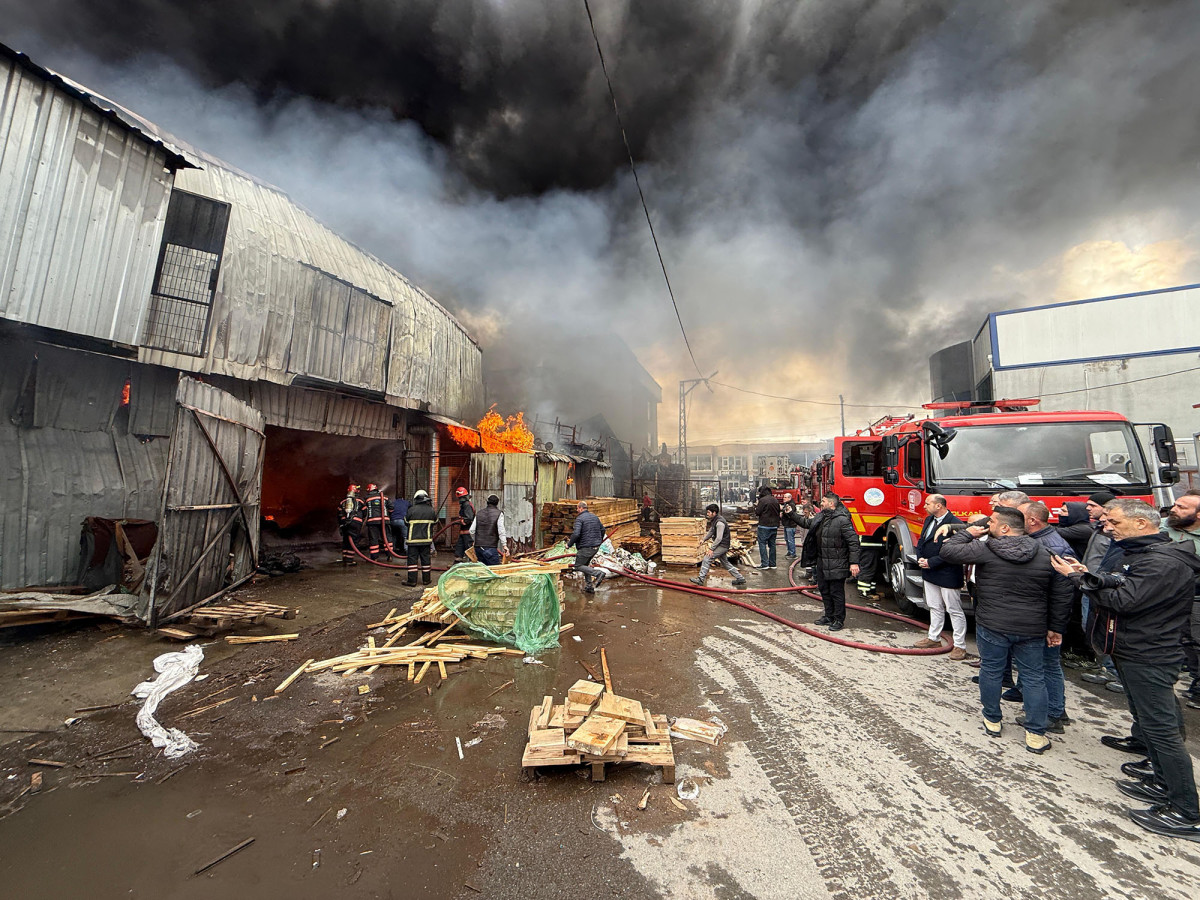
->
[436, 562, 561, 655]
[131, 644, 204, 758]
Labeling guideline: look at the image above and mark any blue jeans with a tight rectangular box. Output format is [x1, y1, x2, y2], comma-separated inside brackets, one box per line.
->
[757, 526, 777, 567]
[783, 527, 797, 556]
[977, 624, 1048, 735]
[1043, 644, 1065, 720]
[476, 546, 502, 566]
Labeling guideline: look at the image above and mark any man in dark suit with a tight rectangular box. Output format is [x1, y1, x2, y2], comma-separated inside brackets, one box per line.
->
[912, 493, 968, 659]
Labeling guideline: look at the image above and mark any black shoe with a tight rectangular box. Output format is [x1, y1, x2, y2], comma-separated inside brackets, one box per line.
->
[785, 553, 797, 559]
[814, 616, 832, 626]
[1121, 758, 1155, 779]
[1101, 735, 1148, 755]
[1116, 779, 1169, 804]
[405, 579, 418, 587]
[1055, 713, 1073, 727]
[689, 576, 706, 586]
[970, 675, 980, 684]
[828, 620, 844, 632]
[1128, 805, 1200, 842]
[583, 583, 595, 594]
[1001, 688, 1023, 703]
[731, 577, 747, 586]
[594, 572, 607, 588]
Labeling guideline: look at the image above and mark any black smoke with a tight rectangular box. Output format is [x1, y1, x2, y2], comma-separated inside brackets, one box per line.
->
[4, 1, 1200, 439]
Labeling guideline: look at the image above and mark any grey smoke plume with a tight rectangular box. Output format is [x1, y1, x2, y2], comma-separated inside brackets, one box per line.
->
[4, 1, 1200, 440]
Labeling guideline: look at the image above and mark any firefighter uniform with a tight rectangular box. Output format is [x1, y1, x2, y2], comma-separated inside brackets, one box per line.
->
[338, 486, 365, 564]
[363, 484, 393, 560]
[405, 491, 438, 585]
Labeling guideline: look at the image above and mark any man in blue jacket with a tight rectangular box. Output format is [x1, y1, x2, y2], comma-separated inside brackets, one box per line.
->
[912, 494, 966, 658]
[566, 500, 607, 594]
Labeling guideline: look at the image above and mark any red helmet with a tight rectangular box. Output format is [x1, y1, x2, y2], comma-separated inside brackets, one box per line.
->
[347, 484, 360, 493]
[366, 483, 378, 491]
[455, 487, 469, 497]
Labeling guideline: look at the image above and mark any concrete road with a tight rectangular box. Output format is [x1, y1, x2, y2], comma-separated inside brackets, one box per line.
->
[0, 560, 1197, 898]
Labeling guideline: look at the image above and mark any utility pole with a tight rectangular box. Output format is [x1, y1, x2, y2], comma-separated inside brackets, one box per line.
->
[839, 394, 845, 436]
[677, 371, 718, 470]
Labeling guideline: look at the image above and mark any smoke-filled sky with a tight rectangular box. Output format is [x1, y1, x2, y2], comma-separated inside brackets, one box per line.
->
[4, 1, 1200, 441]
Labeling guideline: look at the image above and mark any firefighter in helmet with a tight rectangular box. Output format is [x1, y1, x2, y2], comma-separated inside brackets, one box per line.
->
[453, 487, 475, 563]
[337, 484, 365, 564]
[405, 489, 438, 585]
[363, 483, 394, 560]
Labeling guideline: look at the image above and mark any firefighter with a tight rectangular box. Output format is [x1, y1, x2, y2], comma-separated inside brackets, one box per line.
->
[363, 483, 392, 560]
[405, 489, 438, 586]
[337, 484, 365, 565]
[453, 487, 475, 563]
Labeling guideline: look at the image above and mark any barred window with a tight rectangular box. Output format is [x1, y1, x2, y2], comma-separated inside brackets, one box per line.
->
[141, 191, 230, 355]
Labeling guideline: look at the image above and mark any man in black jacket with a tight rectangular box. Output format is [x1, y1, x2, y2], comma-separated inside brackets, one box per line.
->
[755, 487, 781, 569]
[453, 487, 475, 563]
[794, 495, 861, 631]
[566, 500, 607, 594]
[1053, 498, 1200, 842]
[940, 507, 1073, 754]
[912, 494, 967, 658]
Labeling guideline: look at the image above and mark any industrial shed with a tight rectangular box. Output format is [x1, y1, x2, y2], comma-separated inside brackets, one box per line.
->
[0, 43, 484, 617]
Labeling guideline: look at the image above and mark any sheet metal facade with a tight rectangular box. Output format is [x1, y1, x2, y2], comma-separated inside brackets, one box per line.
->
[139, 163, 484, 421]
[0, 52, 175, 346]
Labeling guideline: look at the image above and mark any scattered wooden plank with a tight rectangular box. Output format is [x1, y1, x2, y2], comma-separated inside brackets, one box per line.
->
[595, 692, 646, 725]
[194, 837, 255, 875]
[28, 759, 67, 768]
[670, 717, 724, 745]
[536, 696, 553, 729]
[566, 680, 604, 705]
[225, 633, 299, 644]
[600, 648, 613, 692]
[567, 715, 625, 756]
[274, 659, 315, 694]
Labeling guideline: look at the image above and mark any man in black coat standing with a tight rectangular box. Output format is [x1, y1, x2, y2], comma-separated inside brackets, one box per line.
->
[754, 486, 781, 569]
[794, 494, 861, 631]
[1053, 498, 1200, 842]
[912, 493, 967, 658]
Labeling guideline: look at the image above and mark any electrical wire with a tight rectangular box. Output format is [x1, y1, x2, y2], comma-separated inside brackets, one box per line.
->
[581, 0, 703, 379]
[1032, 364, 1200, 399]
[709, 380, 926, 410]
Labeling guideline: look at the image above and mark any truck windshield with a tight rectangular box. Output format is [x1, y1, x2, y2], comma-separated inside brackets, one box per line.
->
[927, 421, 1149, 490]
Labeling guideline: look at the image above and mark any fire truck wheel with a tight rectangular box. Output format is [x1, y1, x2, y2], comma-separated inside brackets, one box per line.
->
[886, 544, 919, 617]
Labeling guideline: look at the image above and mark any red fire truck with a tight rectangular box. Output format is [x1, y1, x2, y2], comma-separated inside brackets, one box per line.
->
[822, 400, 1180, 615]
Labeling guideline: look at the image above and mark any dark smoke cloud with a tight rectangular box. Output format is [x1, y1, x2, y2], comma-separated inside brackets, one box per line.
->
[4, 1, 1200, 440]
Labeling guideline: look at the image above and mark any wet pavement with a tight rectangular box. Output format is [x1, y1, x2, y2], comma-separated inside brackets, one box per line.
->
[1, 556, 1198, 899]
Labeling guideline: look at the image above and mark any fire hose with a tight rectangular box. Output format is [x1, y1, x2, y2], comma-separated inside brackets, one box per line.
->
[347, 534, 451, 573]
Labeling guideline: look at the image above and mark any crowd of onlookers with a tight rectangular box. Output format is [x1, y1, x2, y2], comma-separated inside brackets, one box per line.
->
[749, 483, 1200, 843]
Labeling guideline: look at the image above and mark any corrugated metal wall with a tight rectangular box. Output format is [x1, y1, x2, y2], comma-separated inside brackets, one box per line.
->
[0, 55, 173, 345]
[139, 162, 484, 421]
[0, 340, 169, 589]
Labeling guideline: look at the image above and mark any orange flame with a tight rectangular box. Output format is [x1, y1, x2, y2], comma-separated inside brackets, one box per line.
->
[444, 422, 482, 449]
[478, 405, 535, 454]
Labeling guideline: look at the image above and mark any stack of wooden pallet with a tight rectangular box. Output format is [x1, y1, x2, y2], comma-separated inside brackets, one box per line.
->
[522, 679, 675, 783]
[730, 515, 757, 546]
[407, 560, 569, 625]
[539, 497, 640, 538]
[158, 599, 297, 640]
[659, 517, 706, 565]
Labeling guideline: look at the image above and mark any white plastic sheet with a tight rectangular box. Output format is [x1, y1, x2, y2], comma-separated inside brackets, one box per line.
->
[131, 644, 204, 758]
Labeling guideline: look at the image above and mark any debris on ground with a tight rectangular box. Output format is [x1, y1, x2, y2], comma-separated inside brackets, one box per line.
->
[669, 717, 727, 745]
[157, 600, 297, 641]
[256, 551, 304, 576]
[130, 645, 204, 758]
[521, 678, 676, 783]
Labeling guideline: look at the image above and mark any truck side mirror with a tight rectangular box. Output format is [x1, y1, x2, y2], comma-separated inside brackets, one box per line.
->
[1151, 424, 1178, 465]
[882, 435, 899, 484]
[1160, 465, 1181, 485]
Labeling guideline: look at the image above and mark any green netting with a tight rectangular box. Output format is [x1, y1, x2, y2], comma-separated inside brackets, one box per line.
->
[436, 562, 562, 655]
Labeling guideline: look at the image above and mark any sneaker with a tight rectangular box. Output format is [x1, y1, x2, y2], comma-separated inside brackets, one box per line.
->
[1188, 697, 1200, 711]
[828, 620, 845, 632]
[1128, 805, 1200, 842]
[814, 616, 832, 626]
[1055, 713, 1073, 727]
[1080, 672, 1111, 685]
[768, 565, 777, 569]
[785, 553, 797, 559]
[1017, 714, 1064, 735]
[1101, 735, 1148, 755]
[949, 647, 967, 661]
[689, 576, 706, 586]
[1001, 688, 1023, 703]
[1105, 681, 1125, 693]
[756, 565, 770, 570]
[913, 637, 942, 649]
[983, 718, 1002, 738]
[1116, 779, 1169, 804]
[731, 577, 747, 586]
[582, 583, 595, 594]
[1121, 758, 1155, 779]
[1025, 731, 1051, 754]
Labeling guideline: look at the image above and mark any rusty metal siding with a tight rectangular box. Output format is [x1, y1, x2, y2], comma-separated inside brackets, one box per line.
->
[0, 54, 173, 345]
[139, 162, 484, 421]
[470, 454, 505, 493]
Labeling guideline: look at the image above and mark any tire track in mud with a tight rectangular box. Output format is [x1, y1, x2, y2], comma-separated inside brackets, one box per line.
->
[694, 649, 906, 900]
[709, 623, 1183, 900]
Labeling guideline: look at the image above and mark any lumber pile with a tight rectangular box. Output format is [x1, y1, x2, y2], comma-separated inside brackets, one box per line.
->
[539, 497, 639, 537]
[159, 599, 297, 640]
[730, 515, 757, 546]
[659, 517, 706, 566]
[522, 679, 675, 783]
[407, 560, 569, 625]
[619, 535, 660, 558]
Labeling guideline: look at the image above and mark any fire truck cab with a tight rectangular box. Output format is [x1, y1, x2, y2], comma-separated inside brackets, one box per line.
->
[825, 400, 1180, 615]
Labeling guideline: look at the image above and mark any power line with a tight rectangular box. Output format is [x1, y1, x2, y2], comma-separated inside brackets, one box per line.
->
[581, 0, 703, 378]
[1033, 364, 1200, 398]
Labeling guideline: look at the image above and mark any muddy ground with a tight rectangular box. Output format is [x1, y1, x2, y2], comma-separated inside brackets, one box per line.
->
[1, 554, 1198, 899]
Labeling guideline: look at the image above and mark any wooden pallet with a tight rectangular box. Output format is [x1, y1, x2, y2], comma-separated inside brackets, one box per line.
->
[164, 599, 297, 638]
[521, 683, 675, 783]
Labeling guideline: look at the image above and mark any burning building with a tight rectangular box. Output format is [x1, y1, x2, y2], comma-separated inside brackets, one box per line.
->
[0, 44, 484, 620]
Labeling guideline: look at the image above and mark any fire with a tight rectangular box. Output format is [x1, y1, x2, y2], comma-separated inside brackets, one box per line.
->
[444, 422, 482, 450]
[478, 405, 535, 454]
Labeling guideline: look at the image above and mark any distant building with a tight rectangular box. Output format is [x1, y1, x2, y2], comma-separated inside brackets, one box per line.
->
[671, 440, 833, 496]
[0, 44, 484, 611]
[931, 283, 1200, 487]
